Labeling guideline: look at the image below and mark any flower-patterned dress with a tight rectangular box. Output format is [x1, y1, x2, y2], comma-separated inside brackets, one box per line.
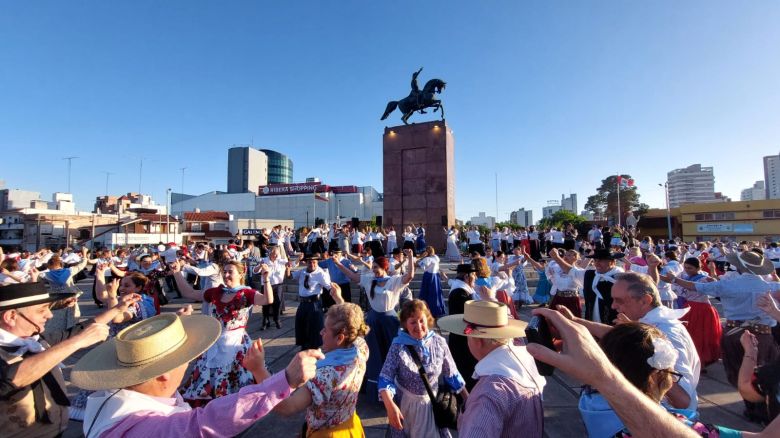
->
[180, 287, 256, 404]
[305, 337, 369, 432]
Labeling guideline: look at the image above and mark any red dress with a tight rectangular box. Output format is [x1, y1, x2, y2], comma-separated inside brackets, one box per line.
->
[678, 272, 722, 366]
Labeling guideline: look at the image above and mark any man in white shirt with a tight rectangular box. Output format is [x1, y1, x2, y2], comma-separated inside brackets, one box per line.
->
[255, 245, 289, 328]
[292, 254, 333, 350]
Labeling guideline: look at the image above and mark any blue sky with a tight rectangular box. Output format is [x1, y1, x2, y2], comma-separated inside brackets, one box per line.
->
[1, 1, 779, 222]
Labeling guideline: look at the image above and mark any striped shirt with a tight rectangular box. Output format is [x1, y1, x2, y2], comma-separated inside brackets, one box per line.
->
[458, 374, 544, 438]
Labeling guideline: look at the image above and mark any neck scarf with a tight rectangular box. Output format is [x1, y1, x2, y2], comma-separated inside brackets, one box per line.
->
[392, 329, 435, 362]
[592, 268, 620, 323]
[0, 327, 45, 356]
[447, 279, 476, 297]
[317, 343, 359, 368]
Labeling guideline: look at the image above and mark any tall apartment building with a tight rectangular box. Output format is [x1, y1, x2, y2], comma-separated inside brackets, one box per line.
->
[259, 149, 294, 184]
[510, 208, 533, 227]
[666, 164, 716, 208]
[764, 152, 780, 199]
[227, 146, 269, 193]
[740, 181, 765, 201]
[561, 193, 577, 213]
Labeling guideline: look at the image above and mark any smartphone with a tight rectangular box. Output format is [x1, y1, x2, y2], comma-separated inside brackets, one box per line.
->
[525, 315, 556, 376]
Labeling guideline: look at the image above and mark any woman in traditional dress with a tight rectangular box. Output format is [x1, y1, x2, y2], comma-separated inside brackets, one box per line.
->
[415, 224, 427, 255]
[444, 226, 461, 262]
[334, 250, 414, 397]
[171, 260, 273, 406]
[386, 226, 398, 256]
[675, 257, 722, 368]
[379, 300, 468, 437]
[274, 302, 369, 437]
[418, 246, 447, 318]
[402, 226, 416, 251]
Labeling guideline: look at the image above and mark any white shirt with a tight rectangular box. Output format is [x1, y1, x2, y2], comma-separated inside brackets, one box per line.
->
[639, 306, 701, 411]
[183, 263, 223, 291]
[292, 267, 331, 297]
[547, 262, 583, 295]
[359, 273, 406, 312]
[551, 230, 564, 244]
[467, 230, 482, 245]
[259, 257, 289, 285]
[418, 255, 440, 274]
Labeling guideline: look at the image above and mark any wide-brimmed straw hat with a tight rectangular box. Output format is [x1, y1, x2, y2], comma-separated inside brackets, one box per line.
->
[437, 301, 527, 339]
[0, 282, 77, 311]
[726, 251, 774, 276]
[71, 314, 221, 390]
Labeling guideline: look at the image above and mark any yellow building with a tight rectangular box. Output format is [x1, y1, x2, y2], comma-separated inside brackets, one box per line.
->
[640, 200, 780, 243]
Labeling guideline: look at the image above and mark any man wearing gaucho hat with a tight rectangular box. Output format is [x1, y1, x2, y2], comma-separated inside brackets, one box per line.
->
[549, 247, 625, 325]
[438, 300, 545, 437]
[72, 313, 323, 438]
[0, 282, 141, 437]
[664, 248, 780, 421]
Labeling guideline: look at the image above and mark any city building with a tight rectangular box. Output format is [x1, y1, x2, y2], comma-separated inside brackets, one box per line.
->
[740, 181, 766, 201]
[227, 146, 269, 193]
[94, 192, 167, 215]
[638, 199, 780, 243]
[469, 212, 495, 228]
[561, 193, 578, 213]
[509, 208, 533, 227]
[172, 181, 383, 229]
[260, 149, 294, 184]
[666, 164, 716, 208]
[542, 205, 562, 219]
[0, 189, 44, 211]
[764, 151, 780, 199]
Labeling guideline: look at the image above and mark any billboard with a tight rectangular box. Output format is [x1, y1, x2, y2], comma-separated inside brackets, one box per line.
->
[257, 183, 358, 196]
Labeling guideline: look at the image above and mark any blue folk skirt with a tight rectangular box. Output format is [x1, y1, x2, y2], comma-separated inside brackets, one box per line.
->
[419, 271, 446, 318]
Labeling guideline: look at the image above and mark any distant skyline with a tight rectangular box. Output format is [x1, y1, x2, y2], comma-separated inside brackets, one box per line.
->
[1, 2, 778, 222]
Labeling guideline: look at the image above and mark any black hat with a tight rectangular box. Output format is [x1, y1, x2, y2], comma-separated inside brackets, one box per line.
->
[451, 263, 477, 274]
[585, 249, 625, 260]
[391, 248, 402, 255]
[0, 282, 77, 311]
[301, 252, 321, 261]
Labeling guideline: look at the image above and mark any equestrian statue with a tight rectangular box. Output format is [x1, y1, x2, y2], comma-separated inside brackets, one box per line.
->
[380, 67, 447, 125]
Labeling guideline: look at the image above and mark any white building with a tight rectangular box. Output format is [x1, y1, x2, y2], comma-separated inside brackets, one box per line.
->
[764, 152, 780, 199]
[561, 193, 578, 213]
[227, 146, 269, 193]
[740, 181, 765, 201]
[509, 208, 533, 227]
[172, 182, 383, 229]
[667, 164, 716, 208]
[0, 189, 44, 211]
[542, 205, 562, 219]
[469, 212, 495, 228]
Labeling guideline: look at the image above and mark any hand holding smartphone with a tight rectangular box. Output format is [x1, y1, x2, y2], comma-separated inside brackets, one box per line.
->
[525, 315, 556, 376]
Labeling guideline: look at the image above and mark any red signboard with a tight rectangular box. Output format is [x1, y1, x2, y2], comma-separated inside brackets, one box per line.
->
[257, 183, 359, 196]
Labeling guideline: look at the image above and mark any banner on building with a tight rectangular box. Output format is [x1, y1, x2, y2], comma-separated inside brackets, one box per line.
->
[258, 183, 358, 196]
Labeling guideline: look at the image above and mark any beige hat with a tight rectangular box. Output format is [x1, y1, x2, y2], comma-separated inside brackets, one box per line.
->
[437, 300, 527, 339]
[726, 250, 774, 276]
[71, 314, 221, 390]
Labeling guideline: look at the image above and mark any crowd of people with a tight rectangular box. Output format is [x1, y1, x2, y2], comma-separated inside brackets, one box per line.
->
[2, 220, 780, 437]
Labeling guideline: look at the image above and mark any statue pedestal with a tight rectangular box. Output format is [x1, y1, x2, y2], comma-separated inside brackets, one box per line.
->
[383, 120, 455, 253]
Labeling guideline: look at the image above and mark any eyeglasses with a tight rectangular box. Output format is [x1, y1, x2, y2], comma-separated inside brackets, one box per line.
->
[663, 370, 684, 383]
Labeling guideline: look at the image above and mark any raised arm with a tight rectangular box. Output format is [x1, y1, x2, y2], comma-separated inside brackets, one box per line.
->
[548, 248, 573, 273]
[401, 249, 415, 285]
[333, 258, 360, 283]
[171, 261, 205, 302]
[253, 266, 273, 306]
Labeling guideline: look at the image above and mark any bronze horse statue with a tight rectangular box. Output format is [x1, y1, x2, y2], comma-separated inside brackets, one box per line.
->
[381, 68, 446, 125]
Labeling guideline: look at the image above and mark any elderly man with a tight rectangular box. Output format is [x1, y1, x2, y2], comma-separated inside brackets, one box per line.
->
[256, 244, 290, 328]
[72, 313, 323, 438]
[439, 300, 546, 437]
[292, 253, 332, 350]
[0, 282, 139, 437]
[555, 272, 700, 411]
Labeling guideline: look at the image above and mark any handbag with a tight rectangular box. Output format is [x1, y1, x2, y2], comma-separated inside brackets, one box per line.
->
[404, 345, 460, 430]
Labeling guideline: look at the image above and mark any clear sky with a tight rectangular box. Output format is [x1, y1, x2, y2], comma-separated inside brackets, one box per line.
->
[2, 1, 779, 222]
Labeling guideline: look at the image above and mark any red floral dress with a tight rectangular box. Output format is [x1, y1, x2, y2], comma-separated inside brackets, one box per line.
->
[180, 287, 256, 405]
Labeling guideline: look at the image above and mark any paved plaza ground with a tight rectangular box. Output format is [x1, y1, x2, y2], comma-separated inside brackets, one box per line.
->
[61, 262, 763, 437]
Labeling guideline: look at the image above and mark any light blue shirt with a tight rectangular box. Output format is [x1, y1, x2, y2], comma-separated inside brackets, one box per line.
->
[695, 274, 780, 326]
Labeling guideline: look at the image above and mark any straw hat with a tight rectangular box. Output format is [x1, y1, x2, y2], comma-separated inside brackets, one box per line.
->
[437, 301, 527, 339]
[726, 250, 774, 276]
[71, 314, 221, 390]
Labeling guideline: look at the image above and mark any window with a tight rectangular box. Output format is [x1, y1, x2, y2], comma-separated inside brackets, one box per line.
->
[764, 210, 780, 218]
[191, 223, 202, 232]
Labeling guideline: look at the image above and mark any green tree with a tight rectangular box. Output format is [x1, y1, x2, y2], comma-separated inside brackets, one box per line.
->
[538, 209, 587, 230]
[584, 175, 649, 224]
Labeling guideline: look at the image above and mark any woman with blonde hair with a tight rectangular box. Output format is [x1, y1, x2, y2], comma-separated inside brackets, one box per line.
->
[274, 301, 369, 437]
[171, 259, 273, 406]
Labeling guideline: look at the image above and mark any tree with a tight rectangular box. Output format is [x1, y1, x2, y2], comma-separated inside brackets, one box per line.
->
[584, 175, 649, 224]
[537, 209, 587, 230]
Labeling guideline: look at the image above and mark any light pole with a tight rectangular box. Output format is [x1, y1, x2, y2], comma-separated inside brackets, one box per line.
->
[658, 183, 672, 241]
[166, 188, 172, 243]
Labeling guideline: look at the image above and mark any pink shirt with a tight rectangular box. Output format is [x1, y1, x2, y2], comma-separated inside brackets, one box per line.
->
[99, 371, 291, 438]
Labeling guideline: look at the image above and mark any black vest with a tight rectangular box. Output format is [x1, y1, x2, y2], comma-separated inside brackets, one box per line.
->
[583, 270, 618, 325]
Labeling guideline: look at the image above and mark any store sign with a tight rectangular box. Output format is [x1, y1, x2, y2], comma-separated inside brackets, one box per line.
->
[257, 183, 359, 196]
[242, 229, 264, 235]
[696, 223, 732, 233]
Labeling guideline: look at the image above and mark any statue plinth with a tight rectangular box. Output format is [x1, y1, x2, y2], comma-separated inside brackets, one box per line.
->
[382, 120, 455, 253]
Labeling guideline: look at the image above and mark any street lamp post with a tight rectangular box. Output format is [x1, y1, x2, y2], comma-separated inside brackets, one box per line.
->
[659, 183, 672, 241]
[166, 188, 171, 243]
